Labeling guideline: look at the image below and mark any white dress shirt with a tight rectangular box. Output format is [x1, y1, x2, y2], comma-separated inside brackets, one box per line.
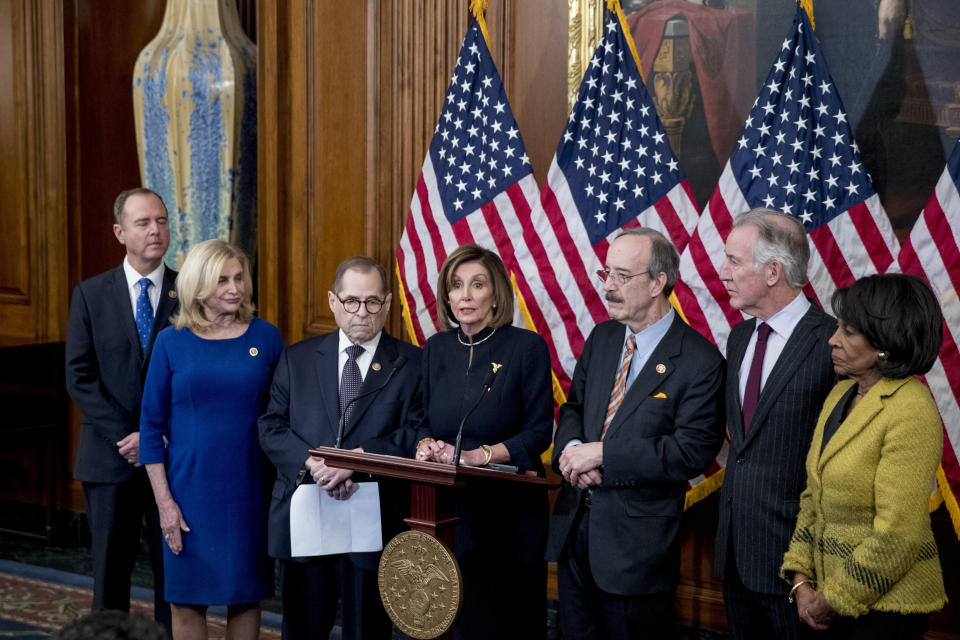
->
[737, 293, 811, 404]
[122, 257, 165, 319]
[337, 329, 383, 384]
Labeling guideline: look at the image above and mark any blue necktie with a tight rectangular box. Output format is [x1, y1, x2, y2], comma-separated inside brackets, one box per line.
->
[339, 344, 365, 427]
[135, 278, 154, 351]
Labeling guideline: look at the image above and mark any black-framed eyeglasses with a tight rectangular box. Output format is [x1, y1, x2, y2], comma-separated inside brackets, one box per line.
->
[596, 268, 649, 286]
[336, 295, 384, 314]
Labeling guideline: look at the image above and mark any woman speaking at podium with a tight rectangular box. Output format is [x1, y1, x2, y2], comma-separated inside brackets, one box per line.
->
[414, 244, 553, 640]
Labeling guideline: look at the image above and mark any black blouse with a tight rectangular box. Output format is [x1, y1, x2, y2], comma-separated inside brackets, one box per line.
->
[418, 324, 553, 472]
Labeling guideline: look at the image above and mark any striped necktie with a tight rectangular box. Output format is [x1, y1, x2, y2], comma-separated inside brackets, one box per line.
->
[603, 335, 636, 435]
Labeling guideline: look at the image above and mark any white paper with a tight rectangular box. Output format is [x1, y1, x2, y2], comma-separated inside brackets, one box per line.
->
[290, 482, 383, 557]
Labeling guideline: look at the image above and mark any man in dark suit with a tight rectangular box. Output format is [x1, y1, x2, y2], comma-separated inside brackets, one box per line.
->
[545, 229, 725, 640]
[65, 188, 177, 634]
[714, 208, 837, 640]
[258, 256, 422, 640]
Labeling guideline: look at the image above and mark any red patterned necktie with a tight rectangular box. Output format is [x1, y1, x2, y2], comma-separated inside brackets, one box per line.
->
[742, 322, 772, 433]
[603, 335, 636, 435]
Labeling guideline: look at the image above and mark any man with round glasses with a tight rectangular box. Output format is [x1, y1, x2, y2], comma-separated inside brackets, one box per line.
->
[259, 256, 423, 640]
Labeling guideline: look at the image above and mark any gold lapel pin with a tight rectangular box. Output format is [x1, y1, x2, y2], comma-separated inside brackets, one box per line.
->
[372, 362, 382, 372]
[168, 290, 177, 298]
[249, 347, 259, 357]
[656, 363, 666, 374]
[491, 362, 502, 373]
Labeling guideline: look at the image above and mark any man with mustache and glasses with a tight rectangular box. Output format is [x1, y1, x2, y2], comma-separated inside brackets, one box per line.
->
[545, 228, 725, 640]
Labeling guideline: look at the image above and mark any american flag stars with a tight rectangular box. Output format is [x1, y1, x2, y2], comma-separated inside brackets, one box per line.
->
[731, 18, 871, 231]
[557, 17, 684, 245]
[429, 24, 531, 222]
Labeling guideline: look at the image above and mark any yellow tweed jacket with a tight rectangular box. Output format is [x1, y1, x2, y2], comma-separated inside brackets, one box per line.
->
[780, 376, 947, 617]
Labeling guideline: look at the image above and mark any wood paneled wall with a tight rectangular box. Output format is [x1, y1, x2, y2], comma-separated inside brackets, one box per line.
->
[258, 0, 567, 342]
[0, 0, 67, 347]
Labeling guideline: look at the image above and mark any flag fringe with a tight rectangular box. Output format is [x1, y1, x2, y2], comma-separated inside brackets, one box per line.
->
[799, 0, 815, 29]
[608, 0, 645, 79]
[469, 0, 492, 51]
[395, 261, 421, 347]
[937, 466, 960, 538]
[685, 468, 724, 510]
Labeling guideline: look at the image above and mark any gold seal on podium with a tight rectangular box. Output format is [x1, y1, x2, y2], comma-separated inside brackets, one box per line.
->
[378, 530, 462, 639]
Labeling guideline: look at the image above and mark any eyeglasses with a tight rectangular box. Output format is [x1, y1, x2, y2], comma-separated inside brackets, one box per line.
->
[596, 268, 650, 286]
[336, 295, 384, 314]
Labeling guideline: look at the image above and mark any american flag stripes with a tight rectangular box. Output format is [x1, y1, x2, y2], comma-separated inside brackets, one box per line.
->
[395, 21, 549, 365]
[521, 6, 700, 392]
[674, 4, 900, 355]
[897, 138, 960, 537]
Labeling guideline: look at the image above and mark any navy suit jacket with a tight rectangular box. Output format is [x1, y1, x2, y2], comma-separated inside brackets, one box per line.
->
[66, 265, 179, 483]
[715, 303, 837, 594]
[545, 314, 725, 595]
[258, 330, 422, 564]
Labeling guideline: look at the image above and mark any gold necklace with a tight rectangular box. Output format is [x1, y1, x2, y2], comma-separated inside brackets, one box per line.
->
[457, 326, 497, 347]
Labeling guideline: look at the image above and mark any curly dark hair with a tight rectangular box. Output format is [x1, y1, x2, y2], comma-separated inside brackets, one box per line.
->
[831, 273, 943, 378]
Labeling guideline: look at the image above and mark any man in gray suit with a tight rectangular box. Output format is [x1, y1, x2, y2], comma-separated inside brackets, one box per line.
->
[714, 208, 837, 640]
[546, 229, 725, 640]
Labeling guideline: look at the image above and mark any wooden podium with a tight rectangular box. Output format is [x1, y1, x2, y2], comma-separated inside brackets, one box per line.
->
[309, 446, 553, 550]
[308, 447, 555, 638]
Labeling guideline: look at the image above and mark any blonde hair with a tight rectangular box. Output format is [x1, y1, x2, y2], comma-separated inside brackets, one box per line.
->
[173, 239, 255, 331]
[436, 244, 514, 331]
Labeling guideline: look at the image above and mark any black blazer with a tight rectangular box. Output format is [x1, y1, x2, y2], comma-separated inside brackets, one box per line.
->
[715, 303, 837, 594]
[258, 330, 422, 564]
[66, 265, 178, 483]
[545, 314, 725, 595]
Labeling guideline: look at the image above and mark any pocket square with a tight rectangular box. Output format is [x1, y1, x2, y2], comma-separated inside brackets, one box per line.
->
[652, 392, 667, 399]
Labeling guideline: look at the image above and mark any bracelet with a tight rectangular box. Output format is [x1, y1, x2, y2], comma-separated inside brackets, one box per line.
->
[416, 438, 436, 454]
[788, 579, 816, 603]
[480, 444, 493, 466]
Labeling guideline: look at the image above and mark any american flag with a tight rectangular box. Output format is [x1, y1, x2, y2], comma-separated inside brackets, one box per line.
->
[522, 7, 700, 393]
[897, 138, 960, 537]
[675, 5, 900, 354]
[396, 20, 563, 388]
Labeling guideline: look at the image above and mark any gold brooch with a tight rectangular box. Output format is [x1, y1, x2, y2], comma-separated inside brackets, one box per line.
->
[491, 362, 502, 373]
[249, 347, 259, 357]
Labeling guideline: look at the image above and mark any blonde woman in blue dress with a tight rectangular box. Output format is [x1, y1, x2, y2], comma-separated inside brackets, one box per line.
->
[141, 240, 283, 640]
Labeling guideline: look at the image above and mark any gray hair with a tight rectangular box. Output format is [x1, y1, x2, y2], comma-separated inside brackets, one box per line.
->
[615, 227, 680, 296]
[732, 208, 809, 289]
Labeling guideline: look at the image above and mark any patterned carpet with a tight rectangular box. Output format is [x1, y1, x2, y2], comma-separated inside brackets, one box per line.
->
[0, 561, 281, 639]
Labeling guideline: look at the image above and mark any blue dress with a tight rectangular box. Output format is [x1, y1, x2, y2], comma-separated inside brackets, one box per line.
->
[140, 317, 283, 605]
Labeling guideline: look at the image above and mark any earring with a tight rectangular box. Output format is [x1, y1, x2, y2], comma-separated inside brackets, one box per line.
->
[493, 304, 497, 310]
[877, 351, 888, 361]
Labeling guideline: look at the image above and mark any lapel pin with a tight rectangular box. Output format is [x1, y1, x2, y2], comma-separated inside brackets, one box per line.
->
[656, 363, 666, 374]
[491, 362, 502, 373]
[249, 347, 259, 357]
[168, 290, 177, 298]
[372, 362, 382, 372]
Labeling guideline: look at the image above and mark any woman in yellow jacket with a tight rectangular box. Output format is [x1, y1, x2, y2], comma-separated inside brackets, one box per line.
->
[780, 273, 947, 639]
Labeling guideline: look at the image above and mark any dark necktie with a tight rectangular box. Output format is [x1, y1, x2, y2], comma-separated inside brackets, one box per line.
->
[135, 278, 153, 351]
[742, 322, 772, 433]
[339, 344, 365, 426]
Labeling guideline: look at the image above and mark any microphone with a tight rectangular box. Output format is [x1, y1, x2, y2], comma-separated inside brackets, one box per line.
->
[334, 354, 408, 449]
[452, 366, 499, 467]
